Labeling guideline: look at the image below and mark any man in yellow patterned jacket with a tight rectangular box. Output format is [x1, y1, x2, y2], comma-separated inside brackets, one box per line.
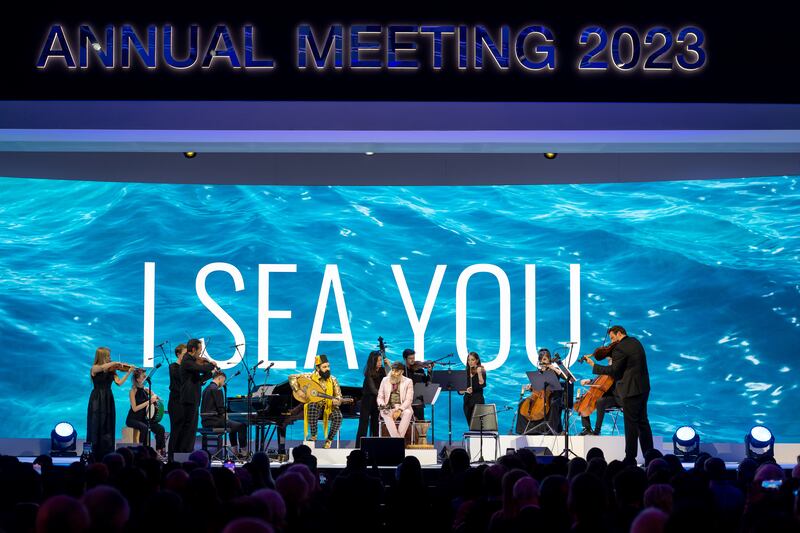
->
[289, 354, 344, 449]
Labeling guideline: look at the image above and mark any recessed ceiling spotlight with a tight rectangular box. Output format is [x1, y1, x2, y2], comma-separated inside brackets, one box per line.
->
[365, 151, 375, 156]
[544, 152, 558, 160]
[183, 151, 197, 159]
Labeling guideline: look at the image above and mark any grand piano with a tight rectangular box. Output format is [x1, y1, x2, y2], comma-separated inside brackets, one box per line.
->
[227, 380, 363, 454]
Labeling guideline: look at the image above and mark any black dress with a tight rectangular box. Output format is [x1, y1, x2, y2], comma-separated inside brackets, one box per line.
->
[356, 368, 385, 446]
[463, 368, 486, 426]
[87, 371, 116, 459]
[126, 387, 167, 450]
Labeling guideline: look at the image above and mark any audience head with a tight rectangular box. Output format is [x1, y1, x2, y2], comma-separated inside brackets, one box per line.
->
[81, 486, 130, 533]
[222, 517, 274, 533]
[569, 473, 606, 524]
[513, 476, 540, 508]
[586, 447, 605, 462]
[631, 507, 668, 533]
[644, 483, 674, 513]
[189, 449, 210, 469]
[36, 495, 90, 533]
[252, 488, 286, 528]
[644, 448, 664, 467]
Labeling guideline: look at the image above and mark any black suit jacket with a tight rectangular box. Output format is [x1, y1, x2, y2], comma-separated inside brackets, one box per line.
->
[179, 355, 216, 406]
[592, 336, 650, 399]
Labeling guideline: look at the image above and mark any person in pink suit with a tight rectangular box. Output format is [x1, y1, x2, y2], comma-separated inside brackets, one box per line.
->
[377, 362, 415, 439]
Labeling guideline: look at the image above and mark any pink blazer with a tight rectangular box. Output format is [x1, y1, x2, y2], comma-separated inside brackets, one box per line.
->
[377, 376, 414, 411]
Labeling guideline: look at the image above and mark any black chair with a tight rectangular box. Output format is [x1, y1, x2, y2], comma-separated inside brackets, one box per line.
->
[198, 427, 226, 455]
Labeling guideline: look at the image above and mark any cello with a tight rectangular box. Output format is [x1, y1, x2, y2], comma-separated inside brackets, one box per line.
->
[573, 332, 618, 417]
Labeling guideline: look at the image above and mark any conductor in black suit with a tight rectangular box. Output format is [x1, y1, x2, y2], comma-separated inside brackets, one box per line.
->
[175, 338, 217, 452]
[586, 325, 653, 463]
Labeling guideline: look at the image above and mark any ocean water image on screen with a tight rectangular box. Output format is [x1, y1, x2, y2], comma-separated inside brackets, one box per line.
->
[0, 175, 798, 443]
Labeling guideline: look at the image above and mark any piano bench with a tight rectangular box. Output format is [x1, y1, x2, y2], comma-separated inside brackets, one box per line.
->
[198, 427, 226, 454]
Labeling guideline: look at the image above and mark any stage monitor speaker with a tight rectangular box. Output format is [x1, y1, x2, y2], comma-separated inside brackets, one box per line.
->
[469, 403, 498, 432]
[360, 437, 405, 466]
[524, 446, 554, 463]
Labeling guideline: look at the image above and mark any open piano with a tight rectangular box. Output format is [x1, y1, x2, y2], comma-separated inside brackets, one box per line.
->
[227, 380, 363, 454]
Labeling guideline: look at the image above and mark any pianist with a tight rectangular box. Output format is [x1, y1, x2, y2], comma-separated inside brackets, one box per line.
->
[201, 371, 248, 458]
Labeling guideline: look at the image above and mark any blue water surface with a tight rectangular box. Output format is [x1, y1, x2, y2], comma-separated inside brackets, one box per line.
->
[0, 176, 798, 443]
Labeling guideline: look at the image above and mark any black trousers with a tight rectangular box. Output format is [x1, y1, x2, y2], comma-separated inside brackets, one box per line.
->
[581, 394, 622, 434]
[167, 396, 183, 453]
[356, 393, 380, 446]
[621, 392, 654, 461]
[203, 417, 247, 447]
[177, 401, 200, 452]
[126, 418, 167, 450]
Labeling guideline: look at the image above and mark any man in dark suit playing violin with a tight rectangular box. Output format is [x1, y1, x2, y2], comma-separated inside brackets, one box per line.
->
[586, 325, 653, 464]
[402, 348, 431, 421]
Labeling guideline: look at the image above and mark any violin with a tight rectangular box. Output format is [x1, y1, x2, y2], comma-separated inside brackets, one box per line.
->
[578, 341, 618, 363]
[409, 360, 437, 371]
[111, 361, 140, 372]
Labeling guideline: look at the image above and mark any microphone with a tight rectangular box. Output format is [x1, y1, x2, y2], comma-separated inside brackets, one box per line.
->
[154, 362, 162, 369]
[155, 341, 168, 348]
[230, 343, 245, 348]
[252, 360, 265, 371]
[266, 362, 276, 370]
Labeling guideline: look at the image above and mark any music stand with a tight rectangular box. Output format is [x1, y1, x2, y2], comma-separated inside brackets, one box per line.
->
[432, 369, 467, 446]
[413, 382, 441, 446]
[554, 358, 579, 458]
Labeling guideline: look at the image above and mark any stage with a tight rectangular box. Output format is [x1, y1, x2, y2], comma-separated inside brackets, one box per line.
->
[6, 435, 799, 467]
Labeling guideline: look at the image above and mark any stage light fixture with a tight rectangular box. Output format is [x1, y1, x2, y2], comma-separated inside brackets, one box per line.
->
[50, 421, 77, 457]
[544, 152, 558, 159]
[672, 425, 700, 461]
[745, 425, 775, 462]
[183, 151, 197, 159]
[91, 42, 102, 51]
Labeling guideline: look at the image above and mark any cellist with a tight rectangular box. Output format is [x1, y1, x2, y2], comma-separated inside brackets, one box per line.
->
[578, 346, 622, 435]
[523, 348, 564, 433]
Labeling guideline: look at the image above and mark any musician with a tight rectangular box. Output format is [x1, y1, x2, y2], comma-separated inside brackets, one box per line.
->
[88, 347, 133, 460]
[585, 325, 653, 463]
[201, 371, 248, 457]
[126, 368, 167, 456]
[174, 339, 217, 453]
[579, 350, 622, 435]
[289, 354, 344, 449]
[167, 343, 186, 454]
[462, 352, 486, 425]
[523, 348, 564, 434]
[356, 350, 390, 446]
[402, 348, 431, 420]
[377, 362, 415, 439]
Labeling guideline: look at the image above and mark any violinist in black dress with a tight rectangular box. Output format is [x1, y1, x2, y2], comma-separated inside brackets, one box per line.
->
[87, 347, 132, 459]
[462, 351, 486, 425]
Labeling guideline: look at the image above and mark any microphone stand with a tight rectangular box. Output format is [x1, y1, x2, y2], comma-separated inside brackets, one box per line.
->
[144, 361, 163, 450]
[236, 344, 259, 460]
